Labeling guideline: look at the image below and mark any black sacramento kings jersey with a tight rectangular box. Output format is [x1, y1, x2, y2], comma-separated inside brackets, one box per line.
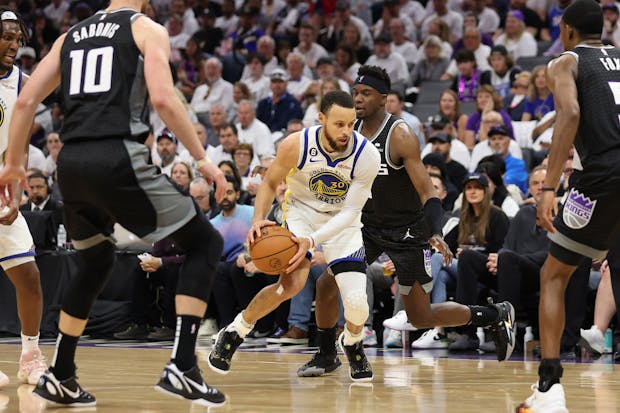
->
[357, 114, 426, 232]
[59, 8, 149, 142]
[566, 45, 620, 185]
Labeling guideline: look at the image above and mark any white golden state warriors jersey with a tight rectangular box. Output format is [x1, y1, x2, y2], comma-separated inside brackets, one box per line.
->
[285, 125, 377, 213]
[0, 66, 22, 161]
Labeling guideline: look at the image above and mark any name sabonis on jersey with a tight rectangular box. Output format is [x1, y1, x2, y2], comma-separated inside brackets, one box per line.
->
[72, 22, 120, 43]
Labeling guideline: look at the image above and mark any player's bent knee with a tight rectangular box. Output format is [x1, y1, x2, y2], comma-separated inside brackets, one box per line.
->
[342, 290, 369, 326]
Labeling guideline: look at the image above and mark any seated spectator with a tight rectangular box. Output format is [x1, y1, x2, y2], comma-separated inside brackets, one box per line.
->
[293, 22, 328, 68]
[241, 35, 280, 80]
[427, 132, 469, 192]
[437, 89, 469, 142]
[155, 130, 181, 176]
[190, 57, 234, 120]
[228, 5, 265, 55]
[447, 173, 510, 351]
[423, 153, 460, 211]
[256, 69, 304, 133]
[229, 82, 253, 125]
[210, 175, 277, 334]
[365, 33, 409, 92]
[421, 0, 464, 43]
[385, 91, 424, 147]
[218, 160, 253, 205]
[521, 65, 555, 122]
[303, 77, 342, 128]
[421, 115, 472, 170]
[507, 0, 546, 39]
[334, 43, 362, 86]
[170, 162, 193, 191]
[420, 18, 454, 62]
[340, 21, 372, 65]
[314, 57, 350, 92]
[470, 1, 500, 35]
[475, 158, 521, 218]
[236, 100, 274, 162]
[463, 85, 514, 148]
[494, 10, 537, 61]
[503, 71, 531, 121]
[448, 49, 482, 104]
[189, 177, 219, 219]
[410, 35, 450, 87]
[373, 0, 417, 43]
[480, 45, 521, 98]
[167, 13, 190, 64]
[43, 132, 63, 178]
[388, 17, 418, 68]
[450, 13, 494, 54]
[482, 126, 528, 193]
[243, 54, 271, 104]
[443, 27, 491, 80]
[285, 52, 313, 103]
[203, 104, 228, 148]
[176, 36, 205, 101]
[207, 123, 239, 166]
[469, 110, 522, 161]
[21, 170, 64, 226]
[231, 143, 256, 191]
[192, 8, 224, 56]
[602, 4, 620, 47]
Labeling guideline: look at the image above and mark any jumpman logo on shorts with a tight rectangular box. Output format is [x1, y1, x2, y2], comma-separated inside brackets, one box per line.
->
[402, 228, 415, 240]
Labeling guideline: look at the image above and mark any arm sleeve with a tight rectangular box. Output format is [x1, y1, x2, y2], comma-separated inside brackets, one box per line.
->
[309, 147, 380, 246]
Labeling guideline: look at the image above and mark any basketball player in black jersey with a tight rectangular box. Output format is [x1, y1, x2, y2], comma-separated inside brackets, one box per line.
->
[517, 1, 620, 411]
[0, 0, 228, 408]
[298, 65, 517, 377]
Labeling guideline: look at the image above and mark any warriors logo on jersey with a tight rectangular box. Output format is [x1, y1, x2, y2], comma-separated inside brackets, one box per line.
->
[308, 169, 350, 203]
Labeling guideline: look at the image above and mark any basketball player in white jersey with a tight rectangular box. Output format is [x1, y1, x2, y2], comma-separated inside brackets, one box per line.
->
[209, 90, 381, 381]
[0, 9, 47, 388]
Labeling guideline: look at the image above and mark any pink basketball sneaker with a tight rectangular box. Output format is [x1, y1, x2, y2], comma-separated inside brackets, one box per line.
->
[18, 349, 47, 385]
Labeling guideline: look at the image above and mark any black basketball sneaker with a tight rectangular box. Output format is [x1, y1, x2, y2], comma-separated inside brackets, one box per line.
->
[338, 333, 373, 382]
[155, 362, 226, 406]
[297, 352, 342, 377]
[208, 328, 244, 374]
[33, 370, 96, 407]
[487, 300, 516, 362]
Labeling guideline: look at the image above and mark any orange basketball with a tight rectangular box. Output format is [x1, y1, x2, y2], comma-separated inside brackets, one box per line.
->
[249, 226, 299, 275]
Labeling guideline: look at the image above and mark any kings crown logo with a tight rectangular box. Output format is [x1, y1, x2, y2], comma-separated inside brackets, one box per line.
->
[563, 189, 596, 230]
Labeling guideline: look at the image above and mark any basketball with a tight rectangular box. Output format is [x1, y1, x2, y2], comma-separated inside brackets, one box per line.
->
[249, 226, 299, 275]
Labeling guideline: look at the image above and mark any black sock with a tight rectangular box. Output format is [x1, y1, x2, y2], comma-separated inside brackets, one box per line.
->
[317, 326, 337, 356]
[172, 315, 201, 371]
[468, 305, 499, 326]
[538, 358, 563, 392]
[50, 332, 79, 381]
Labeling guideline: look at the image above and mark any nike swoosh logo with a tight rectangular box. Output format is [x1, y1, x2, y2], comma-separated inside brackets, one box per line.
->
[185, 376, 209, 393]
[60, 384, 81, 399]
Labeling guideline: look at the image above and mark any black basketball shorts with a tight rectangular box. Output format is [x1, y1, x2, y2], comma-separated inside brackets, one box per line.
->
[362, 224, 433, 295]
[550, 182, 620, 263]
[57, 138, 196, 248]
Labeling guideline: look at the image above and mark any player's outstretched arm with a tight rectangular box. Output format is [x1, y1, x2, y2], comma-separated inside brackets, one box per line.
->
[537, 54, 580, 233]
[0, 34, 65, 203]
[132, 16, 226, 201]
[247, 132, 300, 245]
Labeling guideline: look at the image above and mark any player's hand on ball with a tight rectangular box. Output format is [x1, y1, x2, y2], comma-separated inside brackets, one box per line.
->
[430, 234, 453, 266]
[286, 236, 312, 274]
[247, 220, 276, 244]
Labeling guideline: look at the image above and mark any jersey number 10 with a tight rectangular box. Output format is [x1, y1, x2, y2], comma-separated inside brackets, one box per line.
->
[69, 46, 114, 95]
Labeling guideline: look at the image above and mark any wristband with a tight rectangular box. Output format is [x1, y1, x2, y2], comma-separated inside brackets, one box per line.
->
[196, 156, 212, 169]
[305, 236, 315, 249]
[423, 197, 444, 236]
[541, 187, 556, 192]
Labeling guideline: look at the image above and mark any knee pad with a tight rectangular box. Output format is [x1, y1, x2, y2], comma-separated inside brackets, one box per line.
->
[335, 271, 369, 326]
[63, 240, 116, 319]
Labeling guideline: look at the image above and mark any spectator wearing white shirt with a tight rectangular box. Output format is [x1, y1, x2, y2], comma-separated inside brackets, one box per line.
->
[494, 10, 537, 61]
[190, 58, 234, 118]
[285, 52, 313, 102]
[303, 77, 342, 128]
[334, 44, 362, 86]
[206, 123, 239, 167]
[385, 91, 425, 147]
[235, 100, 275, 161]
[241, 36, 280, 80]
[418, 18, 454, 63]
[388, 18, 418, 68]
[215, 0, 240, 37]
[442, 27, 491, 79]
[43, 0, 69, 29]
[333, 0, 374, 49]
[422, 0, 464, 42]
[293, 23, 328, 68]
[168, 14, 190, 64]
[470, 0, 500, 34]
[168, 0, 199, 36]
[315, 57, 350, 91]
[43, 133, 63, 177]
[373, 0, 418, 43]
[365, 33, 409, 91]
[243, 54, 272, 103]
[603, 4, 620, 46]
[399, 0, 428, 29]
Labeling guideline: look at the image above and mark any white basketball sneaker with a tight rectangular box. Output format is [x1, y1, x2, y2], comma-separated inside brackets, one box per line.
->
[516, 382, 569, 413]
[382, 310, 417, 331]
[579, 326, 605, 355]
[0, 370, 8, 388]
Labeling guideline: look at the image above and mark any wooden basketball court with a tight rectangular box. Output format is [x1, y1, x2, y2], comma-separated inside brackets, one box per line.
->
[0, 339, 618, 412]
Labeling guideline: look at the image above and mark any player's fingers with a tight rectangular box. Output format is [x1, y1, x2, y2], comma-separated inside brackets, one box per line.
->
[286, 254, 304, 274]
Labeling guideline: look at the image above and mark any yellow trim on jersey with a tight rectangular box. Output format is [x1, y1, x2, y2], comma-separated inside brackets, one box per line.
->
[280, 167, 296, 227]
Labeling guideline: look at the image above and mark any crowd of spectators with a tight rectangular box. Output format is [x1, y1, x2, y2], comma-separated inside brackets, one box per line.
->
[9, 0, 617, 355]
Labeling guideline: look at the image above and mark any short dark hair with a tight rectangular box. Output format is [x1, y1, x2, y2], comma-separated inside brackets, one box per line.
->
[320, 90, 354, 114]
[224, 173, 241, 192]
[357, 65, 391, 91]
[562, 0, 604, 38]
[219, 122, 238, 136]
[455, 48, 476, 64]
[388, 90, 404, 102]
